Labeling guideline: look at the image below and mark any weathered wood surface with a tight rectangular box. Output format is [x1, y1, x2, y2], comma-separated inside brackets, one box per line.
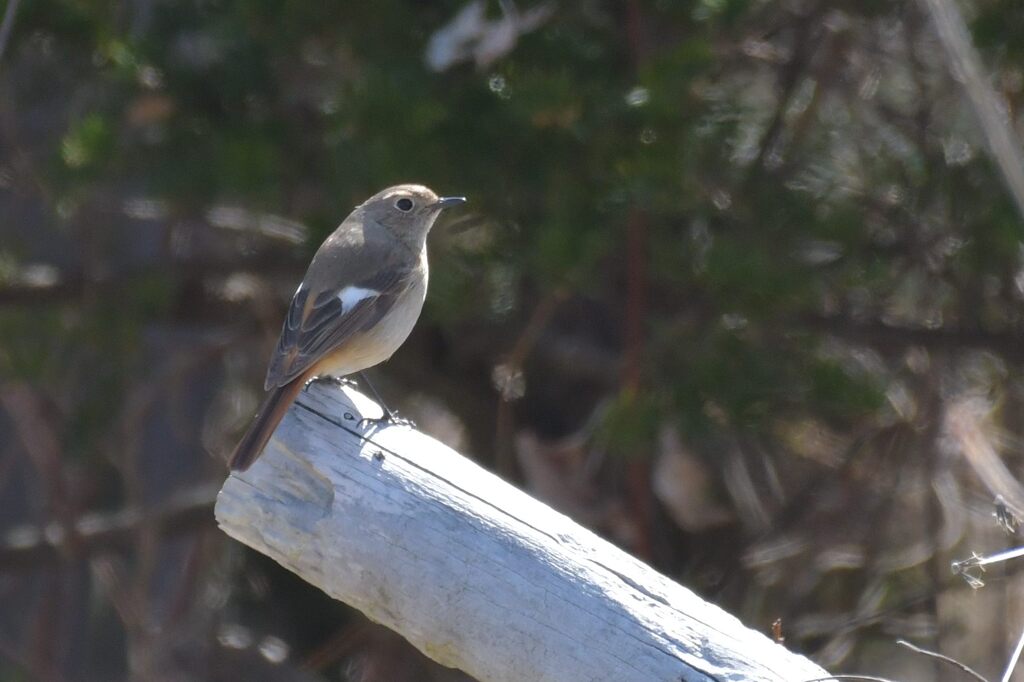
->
[216, 381, 831, 682]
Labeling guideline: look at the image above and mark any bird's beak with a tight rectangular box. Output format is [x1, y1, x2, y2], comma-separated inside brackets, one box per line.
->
[433, 196, 467, 210]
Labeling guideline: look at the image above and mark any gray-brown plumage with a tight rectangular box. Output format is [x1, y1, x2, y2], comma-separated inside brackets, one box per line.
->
[229, 184, 465, 471]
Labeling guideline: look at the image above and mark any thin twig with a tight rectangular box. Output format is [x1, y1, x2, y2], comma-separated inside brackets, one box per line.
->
[0, 0, 20, 65]
[622, 207, 648, 394]
[801, 313, 1024, 364]
[493, 285, 570, 474]
[0, 482, 218, 569]
[622, 0, 649, 394]
[897, 640, 989, 682]
[922, 0, 1024, 221]
[954, 546, 1024, 571]
[1001, 627, 1024, 682]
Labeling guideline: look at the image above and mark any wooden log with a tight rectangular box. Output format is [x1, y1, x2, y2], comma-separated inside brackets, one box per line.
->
[215, 381, 831, 682]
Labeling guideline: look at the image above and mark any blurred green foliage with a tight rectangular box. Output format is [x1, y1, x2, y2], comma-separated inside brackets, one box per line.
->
[4, 0, 1024, 679]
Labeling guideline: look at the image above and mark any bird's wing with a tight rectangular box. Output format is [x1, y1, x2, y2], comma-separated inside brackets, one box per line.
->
[263, 266, 413, 390]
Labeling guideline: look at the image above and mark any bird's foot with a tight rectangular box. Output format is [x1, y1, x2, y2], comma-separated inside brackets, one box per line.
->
[358, 409, 416, 430]
[304, 375, 356, 391]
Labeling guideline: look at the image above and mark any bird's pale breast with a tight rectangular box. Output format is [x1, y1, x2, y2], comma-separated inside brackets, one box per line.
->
[312, 249, 428, 377]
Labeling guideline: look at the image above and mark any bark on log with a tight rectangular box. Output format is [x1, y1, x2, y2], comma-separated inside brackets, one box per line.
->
[215, 381, 831, 682]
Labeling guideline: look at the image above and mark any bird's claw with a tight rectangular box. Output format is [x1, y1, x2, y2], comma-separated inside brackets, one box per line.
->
[358, 411, 416, 430]
[303, 375, 355, 391]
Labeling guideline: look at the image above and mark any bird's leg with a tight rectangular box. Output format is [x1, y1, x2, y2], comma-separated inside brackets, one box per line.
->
[355, 371, 415, 429]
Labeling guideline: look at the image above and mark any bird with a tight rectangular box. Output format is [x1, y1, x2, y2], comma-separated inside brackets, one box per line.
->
[228, 184, 466, 471]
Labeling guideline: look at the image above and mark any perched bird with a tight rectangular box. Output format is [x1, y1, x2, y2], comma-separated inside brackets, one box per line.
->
[228, 184, 465, 471]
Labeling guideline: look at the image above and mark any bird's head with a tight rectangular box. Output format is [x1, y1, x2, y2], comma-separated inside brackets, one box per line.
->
[361, 184, 466, 248]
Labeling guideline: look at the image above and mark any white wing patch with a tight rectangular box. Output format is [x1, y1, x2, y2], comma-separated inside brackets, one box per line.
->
[337, 286, 379, 312]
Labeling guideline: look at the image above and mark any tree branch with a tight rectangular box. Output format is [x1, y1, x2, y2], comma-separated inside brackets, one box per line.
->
[216, 382, 830, 682]
[0, 483, 217, 570]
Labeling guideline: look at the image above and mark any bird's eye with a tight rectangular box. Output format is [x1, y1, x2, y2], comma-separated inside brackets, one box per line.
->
[395, 197, 414, 212]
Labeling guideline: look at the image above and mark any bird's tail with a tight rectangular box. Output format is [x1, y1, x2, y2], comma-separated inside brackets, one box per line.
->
[228, 378, 304, 471]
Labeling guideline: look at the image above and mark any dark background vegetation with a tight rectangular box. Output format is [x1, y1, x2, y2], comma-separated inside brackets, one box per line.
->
[3, 0, 1024, 680]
